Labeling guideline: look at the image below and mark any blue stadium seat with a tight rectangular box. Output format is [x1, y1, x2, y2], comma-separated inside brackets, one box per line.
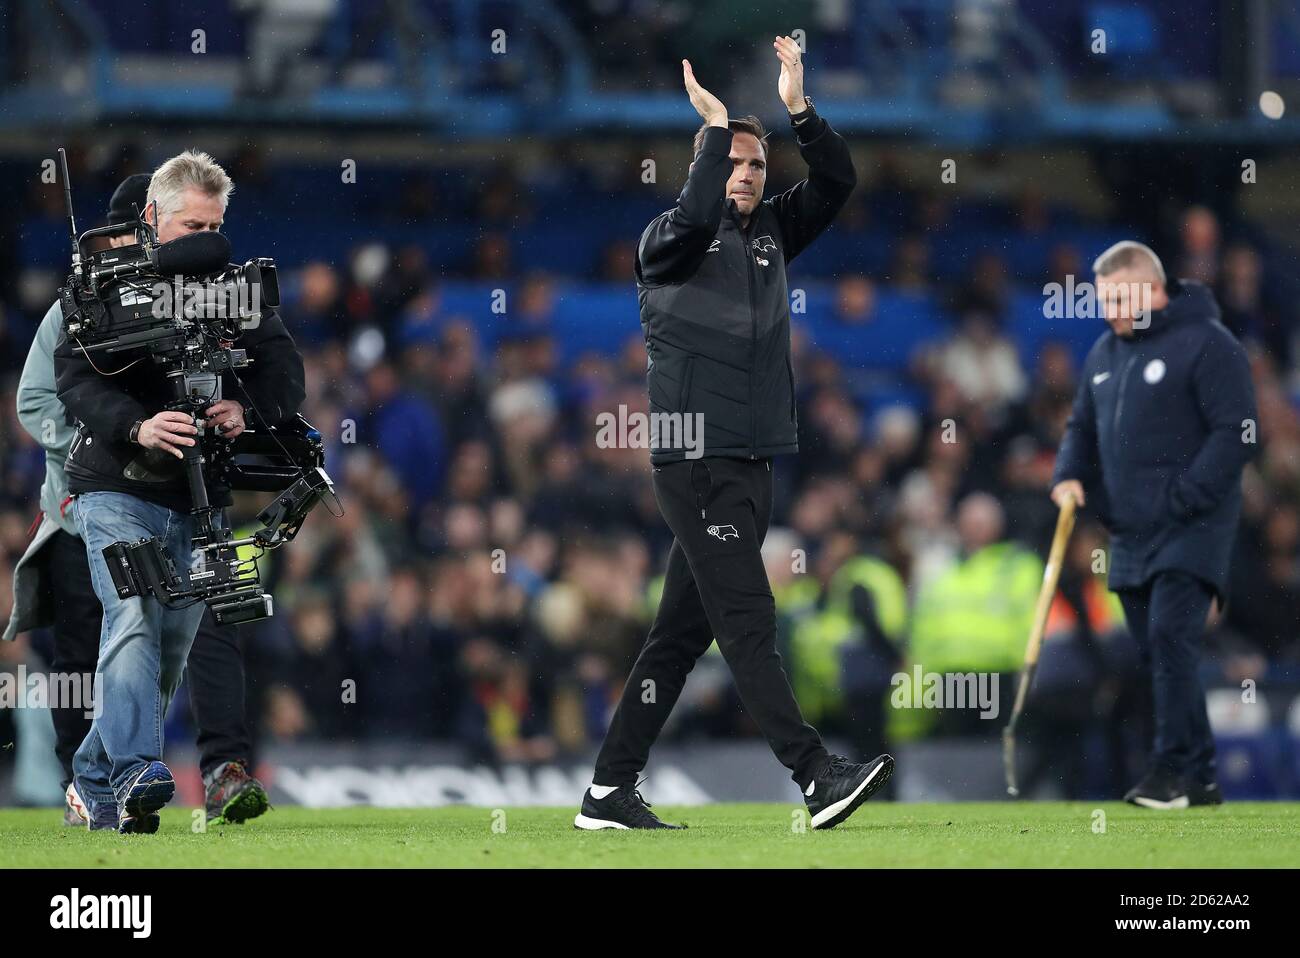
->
[1086, 4, 1159, 57]
[1009, 288, 1107, 367]
[1208, 689, 1289, 799]
[550, 284, 641, 364]
[435, 281, 506, 345]
[797, 286, 946, 371]
[1216, 731, 1289, 799]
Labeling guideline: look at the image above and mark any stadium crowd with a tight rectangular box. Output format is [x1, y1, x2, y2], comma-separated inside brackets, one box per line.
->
[1, 145, 1297, 799]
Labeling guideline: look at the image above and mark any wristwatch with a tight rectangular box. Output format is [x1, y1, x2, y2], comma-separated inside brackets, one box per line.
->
[129, 419, 144, 445]
[790, 96, 815, 124]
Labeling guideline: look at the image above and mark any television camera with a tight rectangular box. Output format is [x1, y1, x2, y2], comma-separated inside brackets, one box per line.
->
[55, 149, 339, 625]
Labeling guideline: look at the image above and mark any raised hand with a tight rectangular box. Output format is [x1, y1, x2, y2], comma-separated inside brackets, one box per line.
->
[683, 59, 727, 128]
[773, 35, 806, 113]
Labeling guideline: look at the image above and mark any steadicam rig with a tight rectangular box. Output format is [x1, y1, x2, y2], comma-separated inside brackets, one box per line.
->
[55, 148, 339, 625]
[102, 453, 337, 625]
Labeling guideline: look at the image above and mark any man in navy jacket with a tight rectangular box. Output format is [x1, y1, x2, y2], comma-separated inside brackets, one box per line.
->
[1052, 241, 1257, 809]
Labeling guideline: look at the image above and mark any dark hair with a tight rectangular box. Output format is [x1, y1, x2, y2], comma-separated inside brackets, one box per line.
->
[693, 115, 768, 159]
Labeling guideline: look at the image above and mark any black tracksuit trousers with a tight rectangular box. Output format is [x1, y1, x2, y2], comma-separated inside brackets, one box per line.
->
[594, 456, 829, 790]
[1115, 571, 1217, 785]
[43, 528, 251, 786]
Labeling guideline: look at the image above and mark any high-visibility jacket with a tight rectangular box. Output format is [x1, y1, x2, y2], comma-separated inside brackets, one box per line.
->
[1044, 575, 1124, 641]
[790, 556, 907, 722]
[908, 543, 1044, 675]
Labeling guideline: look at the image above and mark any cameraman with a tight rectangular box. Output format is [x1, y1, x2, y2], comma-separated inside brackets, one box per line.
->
[4, 174, 279, 828]
[53, 151, 305, 833]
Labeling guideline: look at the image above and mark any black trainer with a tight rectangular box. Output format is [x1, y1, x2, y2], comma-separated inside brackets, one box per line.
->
[1124, 766, 1190, 809]
[574, 784, 685, 830]
[1188, 781, 1223, 807]
[805, 753, 894, 830]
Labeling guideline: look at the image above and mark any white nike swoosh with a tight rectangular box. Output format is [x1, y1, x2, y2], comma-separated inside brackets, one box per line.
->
[1092, 372, 1111, 385]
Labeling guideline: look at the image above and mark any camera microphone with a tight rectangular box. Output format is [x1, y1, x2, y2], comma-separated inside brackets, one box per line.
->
[90, 231, 233, 287]
[151, 231, 232, 278]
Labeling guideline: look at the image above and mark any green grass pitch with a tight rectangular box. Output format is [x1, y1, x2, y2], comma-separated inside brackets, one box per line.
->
[1, 803, 1296, 868]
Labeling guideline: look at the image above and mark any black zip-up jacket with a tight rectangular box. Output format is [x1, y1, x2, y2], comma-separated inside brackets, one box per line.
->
[638, 108, 856, 463]
[54, 285, 306, 512]
[1053, 280, 1258, 598]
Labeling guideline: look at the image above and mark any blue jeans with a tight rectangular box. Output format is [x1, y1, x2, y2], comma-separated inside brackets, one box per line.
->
[71, 491, 209, 808]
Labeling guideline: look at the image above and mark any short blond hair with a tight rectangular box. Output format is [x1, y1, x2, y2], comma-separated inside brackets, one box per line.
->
[147, 150, 233, 219]
[1092, 240, 1166, 285]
